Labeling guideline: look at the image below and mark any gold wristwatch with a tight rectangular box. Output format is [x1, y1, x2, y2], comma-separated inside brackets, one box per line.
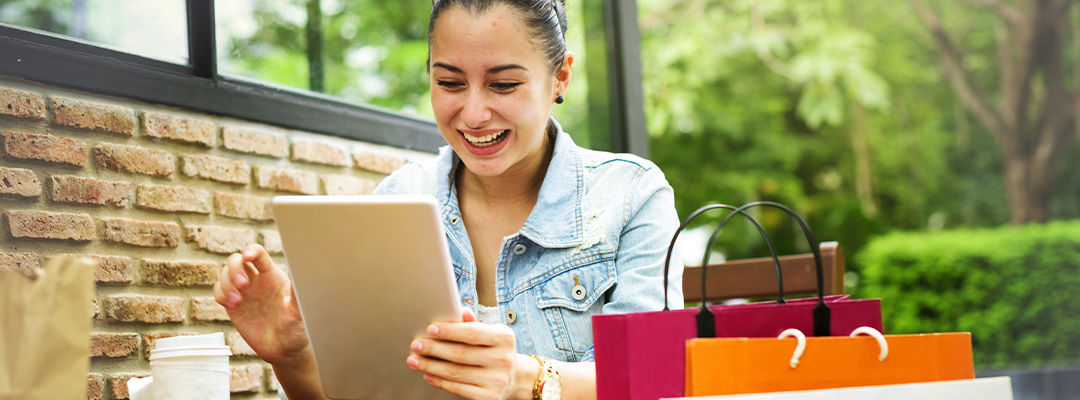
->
[530, 355, 562, 400]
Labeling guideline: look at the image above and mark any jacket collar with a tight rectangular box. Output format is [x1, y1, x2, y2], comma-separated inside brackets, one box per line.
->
[435, 118, 584, 248]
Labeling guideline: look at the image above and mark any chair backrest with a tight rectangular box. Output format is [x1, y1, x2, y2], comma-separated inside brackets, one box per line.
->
[682, 241, 844, 303]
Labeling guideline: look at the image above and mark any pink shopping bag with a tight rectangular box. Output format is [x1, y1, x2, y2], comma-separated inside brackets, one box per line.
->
[592, 202, 884, 400]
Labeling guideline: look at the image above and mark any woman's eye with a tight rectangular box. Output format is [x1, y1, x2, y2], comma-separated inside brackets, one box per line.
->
[437, 81, 464, 89]
[490, 82, 521, 92]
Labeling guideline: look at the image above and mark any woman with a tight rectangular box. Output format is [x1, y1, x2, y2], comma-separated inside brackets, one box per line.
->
[213, 1, 683, 399]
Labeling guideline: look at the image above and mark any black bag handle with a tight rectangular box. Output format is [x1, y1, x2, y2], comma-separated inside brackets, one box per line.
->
[662, 204, 785, 311]
[695, 201, 831, 338]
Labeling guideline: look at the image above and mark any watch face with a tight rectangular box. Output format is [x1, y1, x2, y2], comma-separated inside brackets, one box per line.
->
[541, 375, 562, 400]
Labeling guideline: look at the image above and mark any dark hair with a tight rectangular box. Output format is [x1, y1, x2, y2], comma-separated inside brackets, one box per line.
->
[429, 0, 569, 74]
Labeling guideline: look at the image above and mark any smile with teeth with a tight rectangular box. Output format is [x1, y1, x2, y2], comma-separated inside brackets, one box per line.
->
[463, 130, 509, 147]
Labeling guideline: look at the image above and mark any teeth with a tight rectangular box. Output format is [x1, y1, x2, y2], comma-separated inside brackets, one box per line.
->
[464, 130, 507, 146]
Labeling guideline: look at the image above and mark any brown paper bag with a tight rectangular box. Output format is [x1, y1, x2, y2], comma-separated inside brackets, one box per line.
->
[0, 256, 95, 400]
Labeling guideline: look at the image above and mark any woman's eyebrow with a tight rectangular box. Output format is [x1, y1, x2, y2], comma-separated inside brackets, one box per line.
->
[431, 62, 526, 74]
[432, 62, 464, 73]
[486, 64, 527, 74]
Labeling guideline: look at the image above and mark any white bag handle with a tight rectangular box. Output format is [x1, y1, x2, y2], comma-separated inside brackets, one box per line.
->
[849, 326, 889, 361]
[777, 328, 806, 368]
[777, 326, 890, 368]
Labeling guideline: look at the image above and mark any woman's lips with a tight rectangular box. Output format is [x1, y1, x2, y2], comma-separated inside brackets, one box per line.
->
[458, 128, 511, 155]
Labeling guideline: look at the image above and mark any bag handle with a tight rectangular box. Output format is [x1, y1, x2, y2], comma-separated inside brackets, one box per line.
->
[662, 204, 785, 311]
[696, 201, 830, 338]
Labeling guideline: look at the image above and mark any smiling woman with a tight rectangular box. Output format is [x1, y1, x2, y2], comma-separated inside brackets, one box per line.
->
[214, 1, 680, 400]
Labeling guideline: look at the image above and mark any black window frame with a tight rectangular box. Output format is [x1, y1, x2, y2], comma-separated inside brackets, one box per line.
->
[0, 0, 647, 155]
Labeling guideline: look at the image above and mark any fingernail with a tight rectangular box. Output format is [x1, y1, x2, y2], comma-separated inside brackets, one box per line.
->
[406, 355, 419, 368]
[423, 374, 435, 383]
[227, 292, 240, 305]
[234, 273, 248, 286]
[427, 325, 438, 335]
[243, 249, 256, 258]
[411, 340, 423, 352]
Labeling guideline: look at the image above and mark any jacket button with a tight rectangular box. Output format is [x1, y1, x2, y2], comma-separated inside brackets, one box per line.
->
[449, 216, 460, 225]
[505, 309, 517, 324]
[572, 285, 587, 300]
[512, 243, 527, 255]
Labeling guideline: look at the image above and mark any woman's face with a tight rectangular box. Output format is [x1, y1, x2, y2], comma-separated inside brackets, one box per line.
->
[428, 5, 571, 178]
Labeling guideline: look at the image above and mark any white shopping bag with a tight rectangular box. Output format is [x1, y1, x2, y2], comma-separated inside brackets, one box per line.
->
[661, 376, 1012, 400]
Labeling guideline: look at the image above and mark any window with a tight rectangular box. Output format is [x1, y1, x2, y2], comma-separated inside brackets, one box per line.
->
[0, 0, 646, 155]
[0, 0, 188, 64]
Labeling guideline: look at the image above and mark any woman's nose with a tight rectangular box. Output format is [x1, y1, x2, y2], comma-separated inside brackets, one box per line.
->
[461, 89, 492, 127]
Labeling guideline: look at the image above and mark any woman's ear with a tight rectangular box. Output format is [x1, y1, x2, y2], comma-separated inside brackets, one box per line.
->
[555, 51, 575, 96]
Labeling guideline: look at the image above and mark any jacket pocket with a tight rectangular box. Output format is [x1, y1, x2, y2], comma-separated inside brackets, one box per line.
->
[535, 259, 616, 360]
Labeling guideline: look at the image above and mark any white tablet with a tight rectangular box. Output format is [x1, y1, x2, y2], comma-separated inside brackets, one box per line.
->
[271, 195, 462, 400]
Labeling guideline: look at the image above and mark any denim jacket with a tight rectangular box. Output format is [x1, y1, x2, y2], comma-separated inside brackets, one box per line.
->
[372, 120, 684, 362]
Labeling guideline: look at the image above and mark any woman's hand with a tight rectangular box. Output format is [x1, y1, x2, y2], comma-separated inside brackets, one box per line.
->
[213, 244, 310, 366]
[406, 309, 537, 400]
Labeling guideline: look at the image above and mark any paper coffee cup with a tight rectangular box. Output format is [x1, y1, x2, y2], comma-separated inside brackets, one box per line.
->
[148, 333, 232, 400]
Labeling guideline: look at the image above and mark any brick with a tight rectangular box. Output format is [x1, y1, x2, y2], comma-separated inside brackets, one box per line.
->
[94, 142, 174, 177]
[191, 297, 229, 321]
[291, 139, 349, 166]
[180, 154, 250, 185]
[142, 332, 198, 359]
[267, 365, 279, 391]
[222, 126, 288, 157]
[353, 146, 408, 174]
[227, 331, 257, 356]
[49, 175, 131, 206]
[51, 96, 135, 135]
[184, 225, 255, 254]
[135, 184, 212, 214]
[103, 218, 181, 248]
[0, 252, 39, 275]
[230, 364, 264, 393]
[0, 87, 45, 120]
[91, 332, 139, 358]
[47, 254, 134, 284]
[215, 192, 272, 221]
[141, 111, 214, 146]
[324, 174, 375, 195]
[141, 259, 220, 286]
[6, 210, 94, 241]
[108, 373, 149, 399]
[260, 229, 283, 254]
[0, 166, 41, 197]
[1, 131, 89, 166]
[87, 373, 105, 400]
[254, 165, 319, 195]
[103, 294, 185, 323]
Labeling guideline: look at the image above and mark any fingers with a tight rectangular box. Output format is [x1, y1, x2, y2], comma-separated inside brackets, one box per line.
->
[410, 338, 507, 367]
[461, 307, 476, 323]
[421, 374, 488, 400]
[427, 321, 515, 347]
[407, 353, 508, 397]
[241, 244, 276, 274]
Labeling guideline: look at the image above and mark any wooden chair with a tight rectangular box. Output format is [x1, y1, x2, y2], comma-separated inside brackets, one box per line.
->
[682, 241, 845, 303]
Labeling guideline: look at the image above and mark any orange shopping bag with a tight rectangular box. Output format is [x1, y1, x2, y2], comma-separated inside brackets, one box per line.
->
[685, 327, 974, 396]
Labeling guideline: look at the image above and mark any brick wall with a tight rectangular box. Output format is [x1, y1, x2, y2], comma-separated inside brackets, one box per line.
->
[0, 78, 432, 399]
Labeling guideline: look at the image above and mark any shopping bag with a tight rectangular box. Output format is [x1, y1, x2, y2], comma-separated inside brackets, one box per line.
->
[0, 256, 95, 400]
[662, 376, 1011, 400]
[684, 326, 975, 396]
[593, 202, 883, 400]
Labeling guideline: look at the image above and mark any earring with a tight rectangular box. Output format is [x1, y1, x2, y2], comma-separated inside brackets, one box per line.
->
[555, 95, 564, 104]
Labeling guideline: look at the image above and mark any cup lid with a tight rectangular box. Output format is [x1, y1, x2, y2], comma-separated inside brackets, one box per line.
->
[153, 333, 226, 350]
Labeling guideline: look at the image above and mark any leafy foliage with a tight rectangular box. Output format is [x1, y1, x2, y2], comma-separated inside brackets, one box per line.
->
[856, 220, 1080, 369]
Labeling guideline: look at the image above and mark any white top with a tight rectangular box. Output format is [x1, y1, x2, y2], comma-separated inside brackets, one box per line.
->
[477, 304, 507, 325]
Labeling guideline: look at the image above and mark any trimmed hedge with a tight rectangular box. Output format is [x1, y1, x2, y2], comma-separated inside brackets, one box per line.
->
[856, 220, 1080, 370]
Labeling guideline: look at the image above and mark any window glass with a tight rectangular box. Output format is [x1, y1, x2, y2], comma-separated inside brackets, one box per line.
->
[216, 0, 613, 150]
[0, 0, 189, 64]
